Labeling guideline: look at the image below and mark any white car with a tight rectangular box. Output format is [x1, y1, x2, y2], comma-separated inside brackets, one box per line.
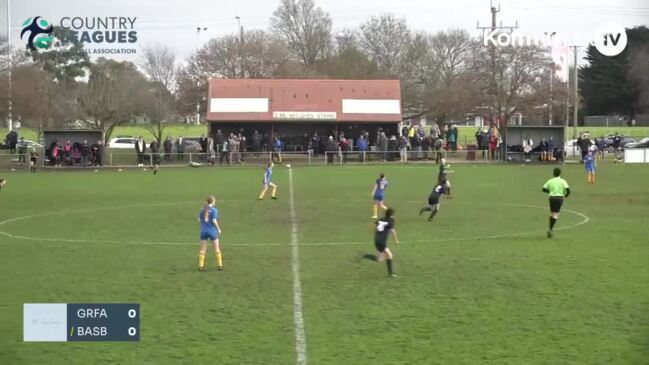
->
[21, 140, 44, 149]
[108, 138, 148, 149]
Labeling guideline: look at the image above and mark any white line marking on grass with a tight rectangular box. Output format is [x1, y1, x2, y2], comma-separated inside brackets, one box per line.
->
[0, 202, 590, 250]
[288, 168, 308, 365]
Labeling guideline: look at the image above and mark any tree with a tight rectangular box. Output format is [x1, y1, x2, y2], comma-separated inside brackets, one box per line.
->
[428, 29, 477, 86]
[472, 43, 551, 125]
[78, 59, 150, 142]
[358, 15, 411, 75]
[27, 26, 90, 84]
[315, 47, 383, 79]
[270, 0, 332, 66]
[142, 82, 175, 143]
[197, 30, 289, 78]
[140, 45, 177, 93]
[580, 26, 649, 118]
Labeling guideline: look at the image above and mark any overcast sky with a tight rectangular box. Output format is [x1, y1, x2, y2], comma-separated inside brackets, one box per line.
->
[2, 0, 648, 65]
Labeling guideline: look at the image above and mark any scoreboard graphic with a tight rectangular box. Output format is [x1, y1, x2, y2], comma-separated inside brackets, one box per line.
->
[23, 303, 140, 342]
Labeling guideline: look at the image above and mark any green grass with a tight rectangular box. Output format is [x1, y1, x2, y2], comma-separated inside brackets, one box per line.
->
[0, 164, 648, 364]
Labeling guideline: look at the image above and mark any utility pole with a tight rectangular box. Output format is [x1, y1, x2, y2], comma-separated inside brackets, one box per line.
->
[544, 32, 556, 125]
[195, 26, 207, 125]
[6, 0, 13, 131]
[477, 2, 517, 161]
[477, 2, 518, 127]
[236, 16, 244, 78]
[570, 46, 580, 140]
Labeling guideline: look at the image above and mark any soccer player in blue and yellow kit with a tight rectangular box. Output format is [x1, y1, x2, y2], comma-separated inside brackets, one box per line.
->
[198, 196, 223, 271]
[584, 149, 596, 184]
[258, 162, 278, 200]
[371, 173, 388, 218]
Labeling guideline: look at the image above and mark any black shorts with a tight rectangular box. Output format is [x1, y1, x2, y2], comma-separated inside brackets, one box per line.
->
[428, 195, 439, 206]
[374, 241, 387, 253]
[549, 196, 564, 213]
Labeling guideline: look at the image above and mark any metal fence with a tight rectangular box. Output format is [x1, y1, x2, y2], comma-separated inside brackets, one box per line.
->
[0, 147, 627, 170]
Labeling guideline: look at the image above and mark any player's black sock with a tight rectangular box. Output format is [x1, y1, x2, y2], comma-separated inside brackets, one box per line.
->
[549, 217, 557, 230]
[386, 259, 393, 275]
[428, 209, 438, 220]
[419, 206, 431, 215]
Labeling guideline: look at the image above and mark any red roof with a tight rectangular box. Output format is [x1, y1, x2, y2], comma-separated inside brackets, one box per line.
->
[207, 79, 401, 123]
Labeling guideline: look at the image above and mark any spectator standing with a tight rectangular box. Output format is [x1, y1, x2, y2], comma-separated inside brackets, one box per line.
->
[135, 136, 146, 167]
[91, 140, 103, 166]
[215, 130, 224, 158]
[577, 133, 593, 163]
[357, 134, 369, 162]
[175, 138, 185, 161]
[378, 132, 388, 161]
[163, 136, 173, 161]
[388, 135, 398, 161]
[63, 140, 72, 166]
[199, 135, 208, 161]
[325, 136, 336, 164]
[238, 134, 246, 163]
[17, 137, 27, 164]
[399, 135, 409, 163]
[219, 139, 230, 165]
[6, 130, 18, 154]
[489, 132, 498, 160]
[81, 140, 90, 166]
[252, 130, 262, 157]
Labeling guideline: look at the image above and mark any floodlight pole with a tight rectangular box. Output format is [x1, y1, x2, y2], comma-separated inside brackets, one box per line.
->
[545, 31, 556, 125]
[195, 26, 207, 125]
[6, 0, 13, 131]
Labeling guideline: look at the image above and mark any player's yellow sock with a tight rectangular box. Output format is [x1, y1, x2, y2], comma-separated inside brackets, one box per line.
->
[272, 187, 277, 198]
[372, 205, 378, 217]
[198, 252, 206, 269]
[215, 251, 223, 268]
[258, 190, 265, 199]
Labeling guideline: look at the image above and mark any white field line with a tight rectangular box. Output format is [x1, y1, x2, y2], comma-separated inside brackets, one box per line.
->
[0, 201, 590, 248]
[288, 168, 307, 365]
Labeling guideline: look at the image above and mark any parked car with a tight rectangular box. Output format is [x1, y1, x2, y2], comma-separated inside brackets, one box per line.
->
[178, 137, 203, 152]
[624, 137, 649, 149]
[601, 134, 636, 152]
[108, 137, 148, 149]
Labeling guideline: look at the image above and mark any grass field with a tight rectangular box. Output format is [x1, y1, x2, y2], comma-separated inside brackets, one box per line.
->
[0, 164, 648, 364]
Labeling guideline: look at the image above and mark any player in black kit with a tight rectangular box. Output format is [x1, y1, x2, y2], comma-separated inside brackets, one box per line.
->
[373, 208, 400, 277]
[419, 179, 447, 221]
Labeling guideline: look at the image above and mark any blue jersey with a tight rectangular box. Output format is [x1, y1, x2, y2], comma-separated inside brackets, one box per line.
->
[584, 154, 595, 170]
[264, 167, 273, 184]
[375, 178, 388, 196]
[199, 207, 219, 233]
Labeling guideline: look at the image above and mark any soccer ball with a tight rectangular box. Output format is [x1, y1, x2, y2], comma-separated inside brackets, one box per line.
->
[118, 168, 123, 172]
[286, 164, 291, 169]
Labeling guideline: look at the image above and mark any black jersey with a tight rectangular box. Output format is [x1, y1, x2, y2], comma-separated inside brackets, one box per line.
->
[374, 217, 395, 245]
[428, 183, 446, 204]
[30, 152, 38, 161]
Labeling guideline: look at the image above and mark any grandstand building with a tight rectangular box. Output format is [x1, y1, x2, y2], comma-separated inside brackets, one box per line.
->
[206, 79, 402, 150]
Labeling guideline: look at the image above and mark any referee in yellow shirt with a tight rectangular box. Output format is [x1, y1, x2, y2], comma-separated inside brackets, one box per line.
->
[542, 167, 571, 238]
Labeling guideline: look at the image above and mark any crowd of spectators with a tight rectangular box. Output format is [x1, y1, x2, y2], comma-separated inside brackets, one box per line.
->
[46, 139, 104, 167]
